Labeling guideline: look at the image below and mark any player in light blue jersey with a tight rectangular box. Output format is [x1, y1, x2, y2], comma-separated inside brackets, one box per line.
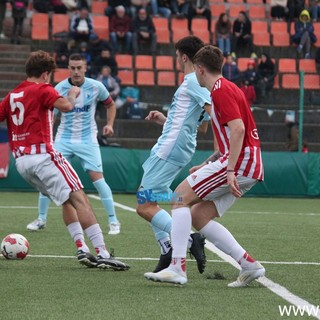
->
[136, 36, 211, 274]
[27, 53, 121, 236]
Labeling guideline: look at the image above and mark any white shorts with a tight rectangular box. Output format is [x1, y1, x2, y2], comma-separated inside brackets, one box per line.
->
[187, 161, 257, 217]
[15, 151, 83, 206]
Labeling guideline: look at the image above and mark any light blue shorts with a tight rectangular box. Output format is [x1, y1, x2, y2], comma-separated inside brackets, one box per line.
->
[54, 141, 103, 173]
[140, 152, 183, 194]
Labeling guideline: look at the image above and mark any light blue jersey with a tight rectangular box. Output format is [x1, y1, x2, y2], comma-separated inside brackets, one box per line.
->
[55, 77, 109, 144]
[152, 72, 211, 167]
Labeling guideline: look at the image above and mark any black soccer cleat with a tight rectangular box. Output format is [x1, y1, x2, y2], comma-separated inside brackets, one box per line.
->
[189, 233, 206, 274]
[153, 248, 172, 273]
[96, 256, 130, 271]
[77, 250, 98, 268]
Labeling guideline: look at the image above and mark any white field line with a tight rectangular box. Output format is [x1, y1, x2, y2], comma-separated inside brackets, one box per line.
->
[11, 255, 320, 267]
[102, 196, 320, 320]
[2, 195, 320, 317]
[1, 204, 319, 217]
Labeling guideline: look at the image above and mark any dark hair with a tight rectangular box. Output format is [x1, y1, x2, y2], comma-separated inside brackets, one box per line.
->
[192, 45, 224, 74]
[175, 36, 205, 60]
[69, 53, 87, 62]
[25, 50, 56, 78]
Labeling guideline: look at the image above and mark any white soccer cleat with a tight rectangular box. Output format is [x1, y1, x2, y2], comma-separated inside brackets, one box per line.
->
[144, 268, 187, 285]
[108, 222, 120, 235]
[228, 262, 265, 288]
[26, 218, 46, 231]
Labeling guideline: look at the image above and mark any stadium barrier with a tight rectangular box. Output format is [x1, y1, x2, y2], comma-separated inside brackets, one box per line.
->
[0, 148, 319, 197]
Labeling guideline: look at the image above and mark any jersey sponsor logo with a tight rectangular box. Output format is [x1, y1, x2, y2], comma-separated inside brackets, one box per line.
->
[251, 128, 259, 140]
[191, 174, 197, 180]
[72, 105, 91, 113]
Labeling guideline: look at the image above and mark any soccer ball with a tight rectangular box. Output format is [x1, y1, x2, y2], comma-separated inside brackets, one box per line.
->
[1, 233, 30, 260]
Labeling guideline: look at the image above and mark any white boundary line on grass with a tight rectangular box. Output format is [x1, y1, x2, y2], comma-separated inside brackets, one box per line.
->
[103, 196, 320, 320]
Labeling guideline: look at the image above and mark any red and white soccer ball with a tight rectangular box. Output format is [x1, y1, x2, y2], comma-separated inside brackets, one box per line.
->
[1, 233, 30, 260]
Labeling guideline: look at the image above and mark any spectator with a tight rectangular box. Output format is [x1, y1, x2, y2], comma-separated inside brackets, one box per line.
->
[215, 13, 232, 56]
[315, 47, 320, 72]
[132, 7, 157, 55]
[10, 0, 28, 44]
[105, 0, 131, 17]
[287, 0, 305, 21]
[79, 41, 92, 74]
[255, 53, 276, 99]
[33, 0, 50, 12]
[150, 0, 171, 18]
[188, 0, 211, 31]
[109, 5, 132, 54]
[50, 0, 68, 13]
[310, 0, 320, 21]
[96, 66, 121, 100]
[114, 86, 142, 118]
[231, 11, 257, 59]
[54, 41, 70, 68]
[240, 61, 257, 106]
[70, 7, 93, 43]
[0, 0, 8, 39]
[291, 9, 317, 59]
[222, 54, 241, 85]
[92, 48, 118, 79]
[242, 59, 257, 86]
[88, 32, 112, 59]
[270, 0, 288, 20]
[171, 0, 189, 18]
[130, 0, 151, 17]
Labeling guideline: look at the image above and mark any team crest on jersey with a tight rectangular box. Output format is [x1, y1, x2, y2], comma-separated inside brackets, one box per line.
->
[213, 79, 222, 91]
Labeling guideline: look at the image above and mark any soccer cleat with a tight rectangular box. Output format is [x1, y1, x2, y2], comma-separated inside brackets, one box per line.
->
[108, 222, 121, 235]
[228, 262, 265, 288]
[153, 248, 172, 273]
[26, 218, 46, 231]
[96, 255, 130, 271]
[77, 250, 98, 268]
[144, 268, 187, 285]
[189, 233, 206, 274]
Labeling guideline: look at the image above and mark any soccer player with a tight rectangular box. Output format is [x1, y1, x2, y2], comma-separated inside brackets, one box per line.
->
[26, 53, 121, 235]
[0, 51, 129, 270]
[145, 45, 265, 286]
[136, 36, 211, 274]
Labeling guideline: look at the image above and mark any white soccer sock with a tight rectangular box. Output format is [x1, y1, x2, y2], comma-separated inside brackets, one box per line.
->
[67, 222, 89, 253]
[84, 223, 110, 258]
[199, 220, 246, 262]
[171, 207, 191, 260]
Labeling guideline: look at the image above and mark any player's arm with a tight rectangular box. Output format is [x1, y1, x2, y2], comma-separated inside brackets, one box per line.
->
[227, 118, 245, 198]
[190, 132, 220, 174]
[197, 103, 211, 134]
[102, 98, 116, 136]
[145, 110, 167, 125]
[54, 86, 80, 112]
[197, 121, 208, 134]
[0, 101, 6, 122]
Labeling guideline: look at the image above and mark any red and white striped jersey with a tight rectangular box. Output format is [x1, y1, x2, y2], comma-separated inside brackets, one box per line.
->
[0, 81, 62, 158]
[210, 77, 264, 181]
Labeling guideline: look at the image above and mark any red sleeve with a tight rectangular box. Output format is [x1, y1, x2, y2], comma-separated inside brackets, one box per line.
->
[40, 84, 63, 110]
[0, 98, 8, 122]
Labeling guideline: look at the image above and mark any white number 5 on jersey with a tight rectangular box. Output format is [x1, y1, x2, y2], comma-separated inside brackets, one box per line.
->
[10, 92, 24, 126]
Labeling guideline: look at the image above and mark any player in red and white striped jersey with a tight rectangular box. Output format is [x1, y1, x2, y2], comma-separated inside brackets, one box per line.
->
[0, 50, 129, 270]
[144, 45, 265, 286]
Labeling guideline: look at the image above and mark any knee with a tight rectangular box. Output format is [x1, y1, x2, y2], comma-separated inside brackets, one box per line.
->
[136, 204, 147, 218]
